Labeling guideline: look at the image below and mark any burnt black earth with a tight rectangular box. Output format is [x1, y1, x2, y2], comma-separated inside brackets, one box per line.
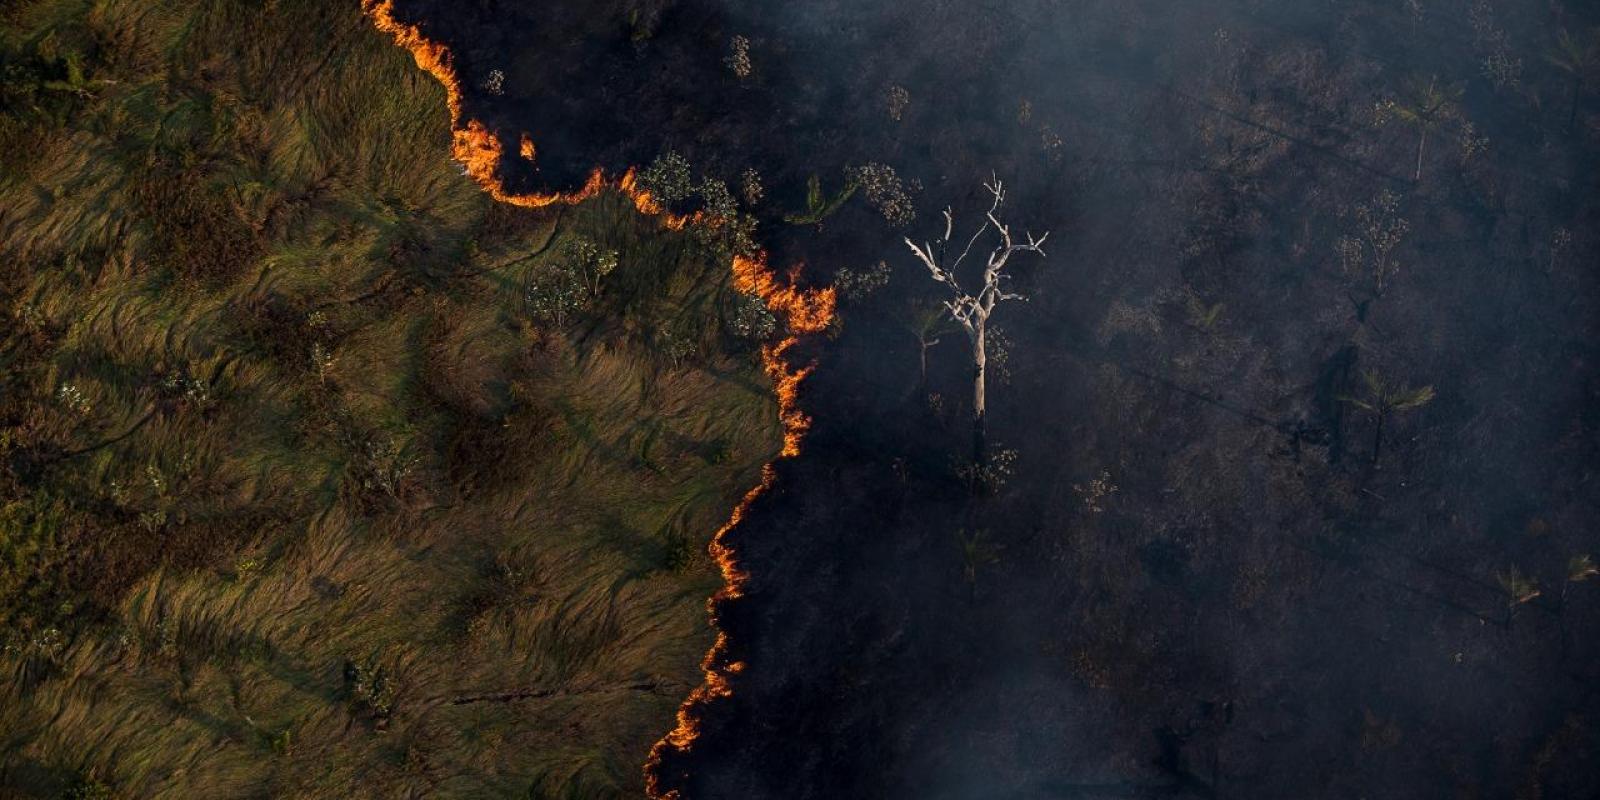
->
[393, 1, 1600, 797]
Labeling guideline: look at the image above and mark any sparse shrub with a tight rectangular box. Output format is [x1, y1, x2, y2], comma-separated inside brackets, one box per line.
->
[886, 84, 910, 121]
[955, 446, 1018, 493]
[697, 178, 738, 224]
[309, 342, 336, 386]
[561, 237, 619, 297]
[661, 531, 696, 572]
[305, 310, 330, 334]
[727, 293, 777, 342]
[1457, 121, 1489, 164]
[724, 213, 761, 258]
[233, 556, 261, 579]
[481, 68, 504, 95]
[158, 366, 214, 412]
[1073, 470, 1118, 513]
[1549, 228, 1572, 273]
[154, 616, 179, 660]
[739, 167, 764, 206]
[658, 325, 698, 367]
[61, 775, 113, 800]
[1039, 126, 1065, 163]
[521, 237, 619, 324]
[725, 35, 752, 79]
[344, 656, 397, 725]
[131, 462, 179, 532]
[137, 509, 167, 534]
[1468, 0, 1521, 91]
[834, 260, 892, 302]
[1337, 190, 1410, 297]
[31, 625, 65, 665]
[848, 162, 916, 227]
[523, 261, 587, 326]
[348, 435, 418, 508]
[987, 327, 1014, 385]
[55, 382, 92, 417]
[638, 151, 694, 206]
[1479, 51, 1521, 90]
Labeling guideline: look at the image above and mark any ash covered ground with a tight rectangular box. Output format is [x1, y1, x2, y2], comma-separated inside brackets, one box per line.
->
[406, 0, 1599, 796]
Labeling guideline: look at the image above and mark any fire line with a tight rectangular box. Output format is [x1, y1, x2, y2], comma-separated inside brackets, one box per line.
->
[360, 3, 835, 797]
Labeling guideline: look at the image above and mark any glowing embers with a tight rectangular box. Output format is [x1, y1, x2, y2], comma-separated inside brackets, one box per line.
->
[733, 253, 837, 336]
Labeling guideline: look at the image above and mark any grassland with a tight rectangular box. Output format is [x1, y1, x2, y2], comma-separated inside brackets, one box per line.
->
[0, 1, 780, 796]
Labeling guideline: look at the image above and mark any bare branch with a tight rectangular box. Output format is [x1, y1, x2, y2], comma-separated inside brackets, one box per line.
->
[905, 173, 1048, 456]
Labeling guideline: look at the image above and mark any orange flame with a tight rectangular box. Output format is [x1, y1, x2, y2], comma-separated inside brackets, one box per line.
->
[362, 2, 835, 796]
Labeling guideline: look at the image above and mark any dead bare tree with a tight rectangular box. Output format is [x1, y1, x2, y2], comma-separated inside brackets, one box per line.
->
[906, 175, 1047, 463]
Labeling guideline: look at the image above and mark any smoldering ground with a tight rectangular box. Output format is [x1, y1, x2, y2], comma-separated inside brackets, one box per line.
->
[389, 0, 1600, 797]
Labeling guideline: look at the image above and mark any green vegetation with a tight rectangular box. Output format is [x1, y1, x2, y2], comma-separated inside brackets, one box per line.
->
[1375, 75, 1462, 181]
[637, 150, 695, 205]
[783, 173, 857, 226]
[1497, 566, 1542, 626]
[1546, 28, 1598, 131]
[955, 528, 1000, 594]
[1184, 294, 1225, 333]
[0, 1, 779, 796]
[1340, 370, 1435, 466]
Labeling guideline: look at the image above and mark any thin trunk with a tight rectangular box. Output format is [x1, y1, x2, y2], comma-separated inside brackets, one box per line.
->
[972, 324, 988, 465]
[1372, 410, 1386, 466]
[1559, 584, 1571, 657]
[918, 337, 931, 390]
[1414, 127, 1427, 182]
[1569, 77, 1581, 132]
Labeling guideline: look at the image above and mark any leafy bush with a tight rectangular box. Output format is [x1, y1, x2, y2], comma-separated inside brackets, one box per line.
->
[848, 163, 916, 227]
[523, 261, 587, 325]
[727, 292, 777, 342]
[637, 151, 694, 205]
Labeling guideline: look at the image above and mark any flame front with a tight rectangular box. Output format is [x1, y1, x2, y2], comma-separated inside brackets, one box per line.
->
[362, 3, 833, 796]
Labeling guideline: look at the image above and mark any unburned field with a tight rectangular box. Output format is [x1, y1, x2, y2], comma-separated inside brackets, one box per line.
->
[0, 1, 779, 796]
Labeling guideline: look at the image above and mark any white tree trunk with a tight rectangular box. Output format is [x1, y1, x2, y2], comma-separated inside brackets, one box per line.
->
[972, 323, 987, 423]
[902, 175, 1047, 471]
[971, 321, 988, 464]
